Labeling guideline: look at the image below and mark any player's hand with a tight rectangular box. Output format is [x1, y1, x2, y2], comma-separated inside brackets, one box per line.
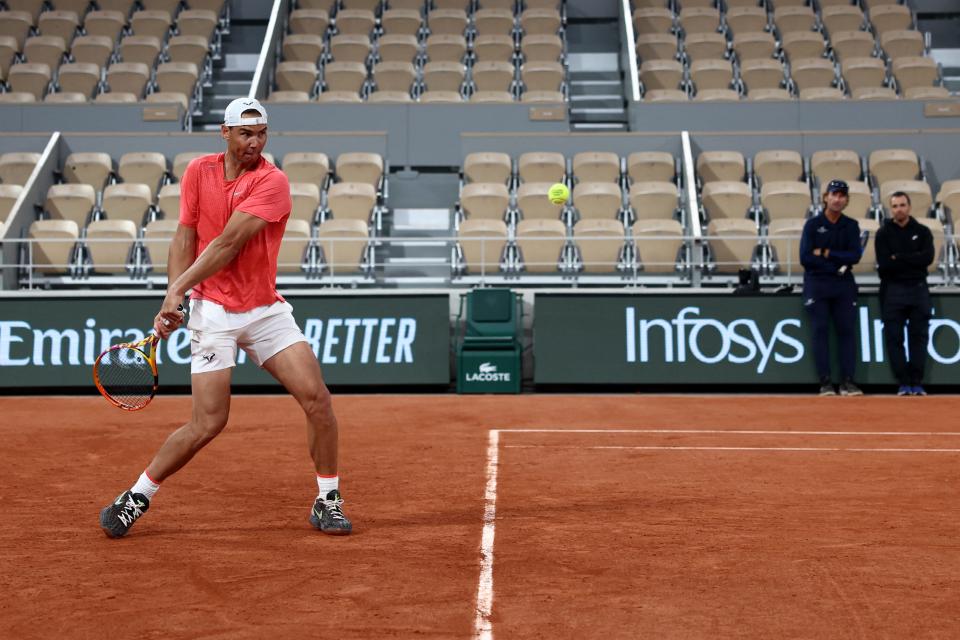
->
[813, 248, 821, 257]
[155, 296, 186, 339]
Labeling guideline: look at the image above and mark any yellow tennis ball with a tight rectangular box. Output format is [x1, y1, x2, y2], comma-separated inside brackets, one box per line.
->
[548, 183, 569, 205]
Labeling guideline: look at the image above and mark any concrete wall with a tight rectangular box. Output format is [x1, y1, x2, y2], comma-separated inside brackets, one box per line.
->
[0, 104, 186, 134]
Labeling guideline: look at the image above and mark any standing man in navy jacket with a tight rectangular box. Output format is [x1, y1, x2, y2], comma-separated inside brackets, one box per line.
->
[875, 191, 934, 396]
[800, 179, 864, 396]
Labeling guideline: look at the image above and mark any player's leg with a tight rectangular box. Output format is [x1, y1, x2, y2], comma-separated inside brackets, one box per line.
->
[805, 289, 834, 393]
[834, 282, 861, 395]
[881, 284, 911, 392]
[244, 305, 351, 535]
[145, 368, 234, 481]
[905, 285, 932, 393]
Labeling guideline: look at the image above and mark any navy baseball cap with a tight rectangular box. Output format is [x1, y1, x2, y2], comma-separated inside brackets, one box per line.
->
[826, 179, 849, 194]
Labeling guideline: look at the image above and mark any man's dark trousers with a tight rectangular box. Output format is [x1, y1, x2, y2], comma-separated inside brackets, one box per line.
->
[881, 281, 931, 386]
[806, 277, 858, 381]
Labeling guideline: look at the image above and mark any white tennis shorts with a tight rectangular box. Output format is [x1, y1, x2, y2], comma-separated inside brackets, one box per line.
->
[187, 299, 307, 374]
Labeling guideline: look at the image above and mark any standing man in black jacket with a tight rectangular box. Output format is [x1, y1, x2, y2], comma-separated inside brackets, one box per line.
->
[800, 180, 864, 396]
[875, 191, 935, 396]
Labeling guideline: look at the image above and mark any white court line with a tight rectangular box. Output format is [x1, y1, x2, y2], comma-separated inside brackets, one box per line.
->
[472, 427, 960, 639]
[474, 429, 499, 640]
[498, 429, 960, 436]
[505, 445, 960, 453]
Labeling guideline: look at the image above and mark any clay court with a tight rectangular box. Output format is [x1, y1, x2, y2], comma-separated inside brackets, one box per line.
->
[1, 394, 958, 639]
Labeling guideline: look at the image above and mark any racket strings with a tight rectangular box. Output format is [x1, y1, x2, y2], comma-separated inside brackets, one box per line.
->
[96, 347, 155, 409]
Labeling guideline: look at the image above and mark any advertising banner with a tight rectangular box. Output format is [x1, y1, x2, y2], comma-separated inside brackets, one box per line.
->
[0, 295, 451, 388]
[534, 293, 960, 385]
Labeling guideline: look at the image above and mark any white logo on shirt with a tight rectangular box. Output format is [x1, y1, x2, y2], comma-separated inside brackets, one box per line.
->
[817, 226, 828, 234]
[912, 235, 918, 241]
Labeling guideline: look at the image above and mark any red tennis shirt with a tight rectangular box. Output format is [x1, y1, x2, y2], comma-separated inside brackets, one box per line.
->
[179, 152, 292, 312]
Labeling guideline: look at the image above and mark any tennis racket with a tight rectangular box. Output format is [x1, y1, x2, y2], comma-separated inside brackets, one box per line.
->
[93, 333, 161, 411]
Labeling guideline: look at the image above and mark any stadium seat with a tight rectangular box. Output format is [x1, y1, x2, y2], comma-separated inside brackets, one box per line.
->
[37, 11, 80, 45]
[423, 60, 466, 92]
[573, 182, 622, 221]
[515, 218, 566, 272]
[935, 180, 960, 220]
[429, 9, 468, 36]
[0, 11, 33, 50]
[283, 34, 325, 63]
[0, 152, 41, 186]
[891, 57, 939, 93]
[904, 86, 950, 100]
[119, 35, 161, 68]
[521, 34, 561, 62]
[690, 58, 734, 91]
[831, 30, 876, 60]
[155, 62, 199, 98]
[335, 153, 383, 189]
[0, 36, 17, 79]
[821, 5, 864, 35]
[522, 61, 564, 93]
[8, 63, 53, 101]
[693, 88, 740, 102]
[417, 90, 463, 103]
[289, 8, 330, 35]
[520, 90, 564, 103]
[0, 92, 35, 104]
[914, 217, 947, 269]
[760, 181, 812, 221]
[774, 6, 816, 34]
[464, 152, 512, 185]
[701, 181, 753, 220]
[457, 218, 508, 274]
[474, 60, 515, 92]
[460, 182, 511, 222]
[472, 90, 516, 103]
[44, 183, 96, 226]
[747, 88, 793, 101]
[842, 57, 887, 92]
[477, 8, 517, 36]
[476, 34, 516, 61]
[130, 10, 172, 41]
[326, 182, 377, 223]
[640, 59, 684, 91]
[629, 181, 679, 221]
[697, 151, 745, 183]
[172, 152, 205, 181]
[781, 36, 826, 66]
[573, 151, 620, 184]
[373, 61, 417, 93]
[83, 11, 124, 41]
[627, 151, 675, 184]
[118, 152, 167, 193]
[707, 218, 758, 272]
[754, 150, 803, 184]
[632, 8, 673, 35]
[852, 217, 879, 275]
[636, 33, 678, 61]
[381, 9, 421, 36]
[44, 91, 88, 104]
[0, 184, 23, 221]
[879, 30, 923, 60]
[177, 10, 218, 41]
[69, 34, 113, 69]
[684, 32, 727, 62]
[140, 0, 180, 16]
[725, 6, 767, 35]
[324, 61, 369, 94]
[852, 86, 898, 101]
[336, 9, 376, 36]
[790, 57, 837, 92]
[426, 34, 467, 63]
[28, 219, 79, 274]
[679, 7, 720, 36]
[63, 152, 113, 192]
[282, 152, 330, 190]
[811, 149, 862, 185]
[289, 182, 321, 223]
[518, 151, 565, 184]
[26, 31, 67, 66]
[155, 183, 179, 219]
[101, 183, 153, 225]
[869, 5, 912, 34]
[106, 62, 151, 98]
[276, 219, 311, 274]
[767, 217, 806, 274]
[740, 58, 785, 92]
[56, 62, 100, 98]
[573, 218, 626, 273]
[377, 34, 419, 64]
[634, 218, 683, 273]
[329, 33, 372, 64]
[733, 31, 776, 62]
[85, 219, 137, 274]
[869, 148, 919, 185]
[143, 218, 178, 273]
[5, 1, 44, 23]
[516, 182, 565, 220]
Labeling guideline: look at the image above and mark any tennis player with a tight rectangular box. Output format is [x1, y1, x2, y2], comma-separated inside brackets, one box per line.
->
[99, 98, 351, 538]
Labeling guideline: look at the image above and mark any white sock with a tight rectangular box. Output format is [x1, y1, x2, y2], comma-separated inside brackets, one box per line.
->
[131, 471, 160, 501]
[317, 474, 339, 498]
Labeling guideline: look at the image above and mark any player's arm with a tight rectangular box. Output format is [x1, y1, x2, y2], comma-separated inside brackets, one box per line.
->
[896, 226, 935, 267]
[799, 220, 828, 269]
[154, 224, 198, 337]
[825, 222, 862, 264]
[162, 210, 268, 308]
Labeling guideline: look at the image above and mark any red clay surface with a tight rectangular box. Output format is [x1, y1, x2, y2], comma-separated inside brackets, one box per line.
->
[0, 395, 958, 639]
